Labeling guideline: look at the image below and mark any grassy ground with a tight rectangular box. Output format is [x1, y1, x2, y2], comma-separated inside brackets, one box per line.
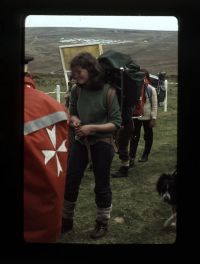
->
[35, 75, 177, 244]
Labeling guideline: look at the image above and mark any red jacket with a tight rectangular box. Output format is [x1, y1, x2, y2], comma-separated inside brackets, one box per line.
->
[24, 77, 70, 242]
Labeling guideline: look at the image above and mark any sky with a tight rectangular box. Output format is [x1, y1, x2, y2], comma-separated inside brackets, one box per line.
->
[25, 15, 178, 31]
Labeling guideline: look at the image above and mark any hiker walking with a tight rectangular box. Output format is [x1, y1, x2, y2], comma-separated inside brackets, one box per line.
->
[112, 68, 157, 178]
[111, 106, 135, 178]
[129, 68, 158, 164]
[62, 52, 121, 239]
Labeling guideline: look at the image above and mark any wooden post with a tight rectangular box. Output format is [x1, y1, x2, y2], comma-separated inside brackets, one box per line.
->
[56, 85, 61, 103]
[164, 79, 168, 112]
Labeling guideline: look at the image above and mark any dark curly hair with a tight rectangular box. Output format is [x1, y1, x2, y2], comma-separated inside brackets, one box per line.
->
[70, 52, 105, 90]
[140, 68, 150, 82]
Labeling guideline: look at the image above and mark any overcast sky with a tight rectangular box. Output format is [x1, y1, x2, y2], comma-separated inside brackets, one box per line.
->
[25, 15, 178, 31]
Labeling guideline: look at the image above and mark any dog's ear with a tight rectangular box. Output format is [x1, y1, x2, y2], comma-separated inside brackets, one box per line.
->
[156, 173, 166, 193]
[156, 173, 170, 193]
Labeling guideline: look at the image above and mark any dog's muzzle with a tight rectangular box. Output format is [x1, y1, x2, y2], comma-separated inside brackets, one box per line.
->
[162, 192, 171, 202]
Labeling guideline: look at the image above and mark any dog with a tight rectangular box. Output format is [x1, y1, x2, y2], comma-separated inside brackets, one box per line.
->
[156, 167, 177, 228]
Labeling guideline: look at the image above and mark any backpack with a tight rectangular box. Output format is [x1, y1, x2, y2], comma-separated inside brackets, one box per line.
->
[133, 84, 152, 117]
[132, 85, 145, 117]
[157, 72, 166, 103]
[150, 72, 166, 104]
[98, 50, 145, 115]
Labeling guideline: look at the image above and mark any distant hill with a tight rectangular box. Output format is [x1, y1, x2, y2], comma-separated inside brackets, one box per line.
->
[25, 27, 178, 77]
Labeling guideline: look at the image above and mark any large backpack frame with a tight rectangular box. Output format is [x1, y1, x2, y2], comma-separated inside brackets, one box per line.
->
[98, 50, 145, 113]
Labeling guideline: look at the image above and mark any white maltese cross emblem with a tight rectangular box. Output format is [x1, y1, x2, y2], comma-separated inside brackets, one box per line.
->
[42, 125, 67, 176]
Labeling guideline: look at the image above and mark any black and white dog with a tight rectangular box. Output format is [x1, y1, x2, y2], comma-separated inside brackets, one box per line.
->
[156, 167, 177, 227]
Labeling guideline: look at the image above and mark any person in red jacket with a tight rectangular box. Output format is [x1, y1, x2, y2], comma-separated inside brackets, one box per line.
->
[24, 56, 70, 243]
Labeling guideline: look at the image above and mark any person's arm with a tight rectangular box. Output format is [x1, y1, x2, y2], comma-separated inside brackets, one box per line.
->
[69, 85, 81, 127]
[69, 85, 79, 116]
[75, 123, 116, 137]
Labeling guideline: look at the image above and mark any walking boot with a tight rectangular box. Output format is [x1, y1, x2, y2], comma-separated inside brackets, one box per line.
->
[129, 158, 135, 168]
[111, 166, 129, 178]
[90, 205, 111, 239]
[90, 220, 108, 239]
[138, 154, 148, 162]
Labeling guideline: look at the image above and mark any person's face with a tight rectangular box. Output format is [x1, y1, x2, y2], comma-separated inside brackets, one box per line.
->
[144, 76, 149, 84]
[72, 67, 89, 85]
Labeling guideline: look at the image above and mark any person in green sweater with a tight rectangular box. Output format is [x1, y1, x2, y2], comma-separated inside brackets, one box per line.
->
[62, 52, 121, 239]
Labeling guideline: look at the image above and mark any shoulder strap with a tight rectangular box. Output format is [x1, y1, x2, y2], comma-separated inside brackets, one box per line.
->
[106, 86, 116, 119]
[106, 86, 119, 152]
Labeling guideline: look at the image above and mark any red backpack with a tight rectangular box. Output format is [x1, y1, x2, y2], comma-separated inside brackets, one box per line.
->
[24, 78, 70, 242]
[133, 84, 145, 117]
[133, 84, 152, 117]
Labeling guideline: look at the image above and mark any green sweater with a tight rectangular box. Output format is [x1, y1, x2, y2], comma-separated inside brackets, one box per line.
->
[69, 83, 121, 140]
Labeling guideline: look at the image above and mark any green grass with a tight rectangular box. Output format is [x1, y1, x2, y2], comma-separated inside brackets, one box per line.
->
[35, 76, 177, 244]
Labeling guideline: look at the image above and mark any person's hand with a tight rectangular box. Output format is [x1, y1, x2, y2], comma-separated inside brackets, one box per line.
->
[70, 116, 81, 128]
[73, 121, 81, 128]
[149, 119, 156, 128]
[75, 125, 95, 137]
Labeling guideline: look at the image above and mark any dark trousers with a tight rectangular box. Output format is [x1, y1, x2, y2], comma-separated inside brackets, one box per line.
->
[117, 120, 134, 162]
[64, 140, 114, 208]
[129, 119, 153, 159]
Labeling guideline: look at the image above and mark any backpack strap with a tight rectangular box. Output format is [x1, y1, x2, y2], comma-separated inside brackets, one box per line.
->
[106, 86, 119, 152]
[145, 84, 152, 105]
[106, 86, 116, 119]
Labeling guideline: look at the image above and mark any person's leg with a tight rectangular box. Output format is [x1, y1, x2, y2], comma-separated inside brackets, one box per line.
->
[62, 141, 88, 233]
[90, 141, 114, 238]
[129, 119, 142, 166]
[112, 120, 134, 177]
[117, 121, 133, 162]
[139, 120, 153, 161]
